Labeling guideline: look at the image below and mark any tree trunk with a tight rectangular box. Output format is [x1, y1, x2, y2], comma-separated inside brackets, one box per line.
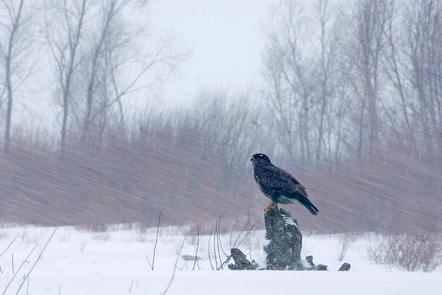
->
[264, 207, 303, 270]
[3, 0, 24, 152]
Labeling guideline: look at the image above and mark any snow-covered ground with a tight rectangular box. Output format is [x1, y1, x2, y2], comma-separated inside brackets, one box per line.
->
[0, 225, 440, 294]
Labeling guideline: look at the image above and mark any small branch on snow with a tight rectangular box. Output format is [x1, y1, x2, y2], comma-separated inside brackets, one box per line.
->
[128, 279, 134, 293]
[192, 226, 200, 271]
[2, 245, 37, 295]
[217, 255, 232, 271]
[15, 228, 58, 294]
[207, 229, 214, 271]
[11, 253, 14, 274]
[161, 238, 185, 295]
[146, 212, 162, 271]
[0, 233, 20, 258]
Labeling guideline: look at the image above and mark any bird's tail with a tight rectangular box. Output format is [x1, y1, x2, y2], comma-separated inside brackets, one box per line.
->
[295, 195, 319, 215]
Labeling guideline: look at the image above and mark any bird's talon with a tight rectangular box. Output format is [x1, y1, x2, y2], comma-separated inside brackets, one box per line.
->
[264, 203, 276, 214]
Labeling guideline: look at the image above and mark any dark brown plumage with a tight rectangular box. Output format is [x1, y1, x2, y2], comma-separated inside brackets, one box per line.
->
[251, 153, 319, 215]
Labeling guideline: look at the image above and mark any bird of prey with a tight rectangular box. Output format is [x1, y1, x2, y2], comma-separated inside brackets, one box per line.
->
[251, 153, 319, 215]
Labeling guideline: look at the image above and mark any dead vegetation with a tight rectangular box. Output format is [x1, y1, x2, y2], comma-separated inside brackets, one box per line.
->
[368, 233, 441, 272]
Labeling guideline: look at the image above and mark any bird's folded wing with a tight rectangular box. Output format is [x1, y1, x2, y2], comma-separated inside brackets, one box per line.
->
[255, 173, 286, 190]
[255, 166, 293, 191]
[261, 166, 308, 197]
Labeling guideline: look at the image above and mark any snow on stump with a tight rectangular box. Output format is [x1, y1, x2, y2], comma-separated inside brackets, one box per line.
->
[264, 206, 303, 270]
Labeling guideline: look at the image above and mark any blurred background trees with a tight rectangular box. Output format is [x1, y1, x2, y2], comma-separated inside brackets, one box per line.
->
[0, 0, 440, 233]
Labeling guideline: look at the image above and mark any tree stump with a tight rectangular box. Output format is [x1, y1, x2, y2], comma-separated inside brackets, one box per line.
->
[264, 207, 303, 270]
[228, 205, 351, 271]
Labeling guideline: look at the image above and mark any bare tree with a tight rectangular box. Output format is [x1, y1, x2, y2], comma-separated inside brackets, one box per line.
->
[46, 0, 180, 149]
[81, 0, 117, 140]
[347, 0, 392, 228]
[314, 0, 342, 162]
[78, 0, 181, 145]
[47, 0, 89, 151]
[263, 1, 317, 164]
[0, 0, 29, 152]
[263, 0, 347, 164]
[382, 0, 416, 151]
[404, 0, 442, 155]
[89, 24, 180, 136]
[351, 0, 391, 155]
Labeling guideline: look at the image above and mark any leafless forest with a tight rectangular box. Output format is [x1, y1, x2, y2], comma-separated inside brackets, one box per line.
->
[0, 0, 441, 233]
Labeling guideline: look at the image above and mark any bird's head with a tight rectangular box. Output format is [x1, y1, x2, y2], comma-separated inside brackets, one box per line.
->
[250, 153, 271, 167]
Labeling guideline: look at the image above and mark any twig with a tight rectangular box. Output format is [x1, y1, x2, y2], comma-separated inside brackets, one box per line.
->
[215, 215, 229, 269]
[2, 245, 37, 295]
[235, 224, 255, 249]
[145, 254, 152, 270]
[218, 224, 256, 272]
[192, 226, 199, 271]
[218, 233, 228, 258]
[11, 253, 14, 274]
[248, 231, 253, 261]
[0, 233, 20, 258]
[217, 223, 256, 271]
[232, 218, 251, 248]
[15, 228, 58, 295]
[217, 213, 228, 256]
[207, 230, 214, 271]
[212, 224, 218, 270]
[161, 238, 185, 295]
[217, 255, 232, 271]
[176, 263, 185, 271]
[128, 279, 134, 293]
[215, 218, 222, 268]
[147, 212, 162, 270]
[216, 214, 228, 263]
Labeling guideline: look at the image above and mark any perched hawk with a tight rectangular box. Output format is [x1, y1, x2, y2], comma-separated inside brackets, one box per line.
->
[251, 153, 319, 215]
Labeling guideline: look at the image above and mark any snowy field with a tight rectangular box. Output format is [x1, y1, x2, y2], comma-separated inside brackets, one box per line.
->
[0, 225, 440, 295]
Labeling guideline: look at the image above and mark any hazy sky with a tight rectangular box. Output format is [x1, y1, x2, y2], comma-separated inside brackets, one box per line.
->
[149, 0, 276, 106]
[15, 0, 278, 129]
